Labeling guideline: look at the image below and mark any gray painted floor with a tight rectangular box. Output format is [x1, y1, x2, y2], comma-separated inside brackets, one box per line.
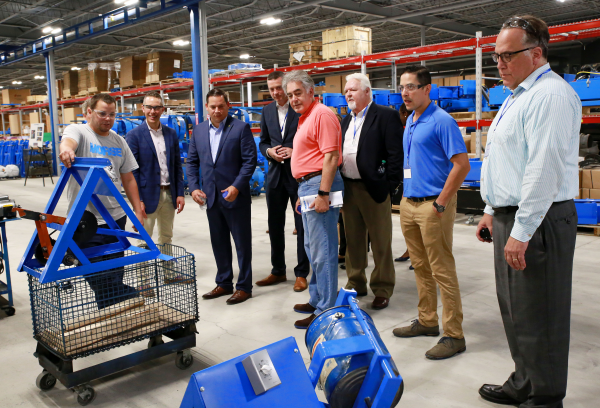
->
[0, 177, 598, 407]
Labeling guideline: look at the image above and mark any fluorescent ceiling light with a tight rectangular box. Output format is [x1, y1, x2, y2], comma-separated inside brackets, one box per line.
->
[42, 27, 53, 34]
[34, 75, 45, 79]
[173, 40, 190, 46]
[0, 86, 3, 89]
[71, 67, 81, 70]
[260, 17, 282, 26]
[12, 81, 22, 85]
[240, 54, 250, 59]
[51, 28, 62, 34]
[114, 0, 127, 4]
[124, 0, 139, 5]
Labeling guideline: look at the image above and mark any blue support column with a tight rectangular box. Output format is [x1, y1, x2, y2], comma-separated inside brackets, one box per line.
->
[188, 3, 205, 125]
[44, 51, 59, 175]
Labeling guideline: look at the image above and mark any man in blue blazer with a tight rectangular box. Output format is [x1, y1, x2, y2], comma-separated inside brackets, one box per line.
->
[126, 91, 186, 292]
[256, 71, 309, 292]
[187, 88, 257, 305]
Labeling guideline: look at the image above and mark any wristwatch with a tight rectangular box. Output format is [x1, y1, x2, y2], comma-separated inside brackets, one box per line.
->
[433, 200, 446, 213]
[318, 190, 330, 196]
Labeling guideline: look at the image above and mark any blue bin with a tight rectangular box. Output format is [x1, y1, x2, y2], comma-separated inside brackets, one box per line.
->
[438, 86, 462, 99]
[372, 90, 390, 105]
[305, 305, 401, 407]
[574, 199, 599, 225]
[389, 93, 403, 105]
[322, 93, 347, 108]
[465, 158, 482, 182]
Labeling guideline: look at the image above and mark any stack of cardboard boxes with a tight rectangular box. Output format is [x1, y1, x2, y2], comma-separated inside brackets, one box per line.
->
[464, 131, 487, 158]
[63, 71, 79, 98]
[289, 41, 323, 66]
[322, 26, 371, 60]
[119, 55, 147, 89]
[580, 169, 600, 199]
[145, 52, 183, 84]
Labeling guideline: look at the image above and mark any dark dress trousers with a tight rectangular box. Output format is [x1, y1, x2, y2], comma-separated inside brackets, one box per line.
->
[258, 102, 309, 278]
[126, 123, 185, 213]
[340, 103, 404, 202]
[187, 115, 257, 292]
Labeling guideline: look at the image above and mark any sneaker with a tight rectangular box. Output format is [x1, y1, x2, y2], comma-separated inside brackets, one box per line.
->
[425, 336, 466, 360]
[393, 319, 440, 338]
[293, 303, 317, 314]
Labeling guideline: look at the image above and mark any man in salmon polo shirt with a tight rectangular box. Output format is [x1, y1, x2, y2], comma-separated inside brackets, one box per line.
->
[283, 70, 344, 329]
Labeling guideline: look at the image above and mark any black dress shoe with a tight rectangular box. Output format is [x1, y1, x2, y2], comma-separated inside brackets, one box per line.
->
[478, 384, 520, 406]
[395, 256, 410, 262]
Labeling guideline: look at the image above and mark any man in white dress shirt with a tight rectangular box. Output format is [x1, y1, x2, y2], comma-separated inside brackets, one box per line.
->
[339, 73, 403, 310]
[126, 91, 186, 290]
[476, 16, 581, 408]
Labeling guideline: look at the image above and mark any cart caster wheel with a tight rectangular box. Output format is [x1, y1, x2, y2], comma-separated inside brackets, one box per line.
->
[36, 370, 56, 391]
[175, 350, 193, 370]
[75, 385, 96, 406]
[4, 306, 15, 316]
[148, 336, 164, 349]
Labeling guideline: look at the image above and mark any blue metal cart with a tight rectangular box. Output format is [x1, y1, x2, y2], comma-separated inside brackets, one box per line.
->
[0, 218, 19, 316]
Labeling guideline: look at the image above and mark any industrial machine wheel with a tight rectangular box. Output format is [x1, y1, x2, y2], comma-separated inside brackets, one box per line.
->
[3, 306, 15, 316]
[35, 370, 56, 391]
[176, 350, 193, 370]
[148, 335, 164, 348]
[74, 385, 96, 406]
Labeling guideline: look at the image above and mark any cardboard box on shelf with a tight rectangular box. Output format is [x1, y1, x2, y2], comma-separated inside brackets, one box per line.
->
[582, 169, 593, 189]
[26, 95, 47, 104]
[9, 114, 21, 134]
[258, 91, 272, 100]
[322, 26, 371, 60]
[463, 135, 472, 153]
[590, 169, 600, 189]
[581, 188, 590, 199]
[579, 169, 583, 188]
[325, 75, 344, 94]
[88, 68, 110, 93]
[225, 91, 241, 102]
[78, 70, 90, 94]
[132, 110, 144, 117]
[589, 189, 600, 199]
[443, 76, 462, 87]
[314, 86, 327, 95]
[29, 112, 42, 123]
[146, 52, 183, 84]
[63, 71, 79, 97]
[470, 132, 487, 154]
[3, 89, 31, 105]
[119, 55, 147, 89]
[63, 107, 84, 125]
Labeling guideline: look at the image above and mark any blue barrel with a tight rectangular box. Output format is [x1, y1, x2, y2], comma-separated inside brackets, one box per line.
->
[305, 305, 402, 408]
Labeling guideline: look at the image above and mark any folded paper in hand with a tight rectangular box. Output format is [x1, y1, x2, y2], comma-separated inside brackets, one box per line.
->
[299, 191, 343, 213]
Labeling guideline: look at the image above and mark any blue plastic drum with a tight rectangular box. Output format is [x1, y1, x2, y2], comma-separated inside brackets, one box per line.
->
[305, 305, 402, 408]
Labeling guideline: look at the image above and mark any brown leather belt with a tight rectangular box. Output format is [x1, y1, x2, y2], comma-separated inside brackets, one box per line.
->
[296, 171, 322, 183]
[160, 185, 170, 190]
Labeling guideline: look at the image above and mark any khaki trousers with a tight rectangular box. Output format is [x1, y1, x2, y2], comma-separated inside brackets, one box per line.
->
[139, 189, 176, 281]
[399, 195, 464, 339]
[342, 180, 395, 298]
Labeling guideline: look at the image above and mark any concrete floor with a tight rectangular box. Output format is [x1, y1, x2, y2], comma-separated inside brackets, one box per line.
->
[0, 177, 598, 407]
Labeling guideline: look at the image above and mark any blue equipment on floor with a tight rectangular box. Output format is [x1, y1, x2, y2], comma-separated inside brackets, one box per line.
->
[180, 289, 404, 408]
[17, 157, 172, 284]
[437, 80, 493, 113]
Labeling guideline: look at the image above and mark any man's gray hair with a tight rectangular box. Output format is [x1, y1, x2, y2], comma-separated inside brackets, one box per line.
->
[282, 70, 314, 94]
[345, 73, 372, 99]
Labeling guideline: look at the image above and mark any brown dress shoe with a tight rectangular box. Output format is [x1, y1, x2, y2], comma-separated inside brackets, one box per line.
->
[372, 296, 389, 310]
[293, 277, 308, 292]
[226, 290, 252, 305]
[293, 228, 297, 235]
[202, 286, 233, 300]
[294, 313, 317, 329]
[256, 274, 287, 286]
[293, 303, 317, 314]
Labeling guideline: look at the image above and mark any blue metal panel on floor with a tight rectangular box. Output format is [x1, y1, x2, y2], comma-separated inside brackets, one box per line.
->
[179, 337, 325, 408]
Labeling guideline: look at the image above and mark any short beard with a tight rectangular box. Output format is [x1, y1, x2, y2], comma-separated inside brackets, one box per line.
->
[347, 101, 356, 111]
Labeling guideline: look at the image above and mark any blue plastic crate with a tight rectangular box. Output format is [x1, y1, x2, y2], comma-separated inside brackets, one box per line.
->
[174, 71, 193, 79]
[228, 63, 262, 70]
[465, 158, 482, 182]
[208, 69, 223, 75]
[372, 90, 390, 106]
[322, 93, 347, 107]
[438, 86, 462, 99]
[574, 199, 600, 225]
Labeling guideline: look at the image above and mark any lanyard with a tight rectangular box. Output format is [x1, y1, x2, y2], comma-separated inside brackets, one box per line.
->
[353, 104, 369, 141]
[280, 111, 288, 134]
[494, 68, 551, 131]
[406, 121, 418, 167]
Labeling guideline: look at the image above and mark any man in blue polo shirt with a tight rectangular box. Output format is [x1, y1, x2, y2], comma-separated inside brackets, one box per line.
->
[392, 65, 470, 360]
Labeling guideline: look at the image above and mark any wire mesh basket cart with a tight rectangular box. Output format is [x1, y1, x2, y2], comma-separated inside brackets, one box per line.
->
[29, 244, 198, 406]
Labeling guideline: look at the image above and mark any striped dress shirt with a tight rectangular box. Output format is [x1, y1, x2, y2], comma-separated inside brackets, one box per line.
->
[480, 63, 582, 242]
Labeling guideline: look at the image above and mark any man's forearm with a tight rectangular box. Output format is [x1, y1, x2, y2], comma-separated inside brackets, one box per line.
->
[123, 178, 143, 213]
[319, 152, 339, 192]
[438, 164, 469, 205]
[60, 138, 78, 153]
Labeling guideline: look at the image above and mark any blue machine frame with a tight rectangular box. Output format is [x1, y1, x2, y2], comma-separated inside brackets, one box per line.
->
[179, 289, 403, 408]
[0, 218, 20, 316]
[17, 158, 171, 284]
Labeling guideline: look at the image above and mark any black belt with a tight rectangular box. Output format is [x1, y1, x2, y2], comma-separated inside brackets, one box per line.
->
[407, 195, 438, 202]
[296, 171, 322, 183]
[492, 206, 519, 214]
[160, 185, 171, 190]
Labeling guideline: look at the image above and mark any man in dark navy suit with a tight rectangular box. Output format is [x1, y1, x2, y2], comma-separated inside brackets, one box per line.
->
[256, 71, 310, 292]
[126, 91, 186, 293]
[187, 88, 257, 305]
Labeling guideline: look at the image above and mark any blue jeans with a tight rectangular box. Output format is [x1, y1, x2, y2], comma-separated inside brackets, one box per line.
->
[299, 171, 344, 315]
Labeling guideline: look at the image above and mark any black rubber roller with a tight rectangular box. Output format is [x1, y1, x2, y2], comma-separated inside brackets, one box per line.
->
[329, 366, 404, 408]
[73, 210, 98, 244]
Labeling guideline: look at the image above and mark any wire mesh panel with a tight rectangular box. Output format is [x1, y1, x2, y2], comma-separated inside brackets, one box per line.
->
[28, 244, 198, 359]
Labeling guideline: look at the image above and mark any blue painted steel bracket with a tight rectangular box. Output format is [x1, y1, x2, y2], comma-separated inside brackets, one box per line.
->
[180, 337, 325, 408]
[17, 157, 172, 283]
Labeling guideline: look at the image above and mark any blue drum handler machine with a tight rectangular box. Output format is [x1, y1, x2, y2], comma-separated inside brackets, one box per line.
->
[180, 289, 403, 408]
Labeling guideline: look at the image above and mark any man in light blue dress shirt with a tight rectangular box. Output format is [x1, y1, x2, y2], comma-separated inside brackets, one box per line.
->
[476, 16, 581, 408]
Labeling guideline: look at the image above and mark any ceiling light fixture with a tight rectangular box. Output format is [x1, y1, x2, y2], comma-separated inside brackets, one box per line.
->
[12, 81, 22, 85]
[71, 67, 81, 71]
[34, 75, 45, 79]
[42, 27, 53, 34]
[124, 0, 139, 5]
[240, 54, 250, 59]
[114, 0, 127, 4]
[51, 28, 62, 34]
[173, 40, 190, 46]
[260, 17, 282, 26]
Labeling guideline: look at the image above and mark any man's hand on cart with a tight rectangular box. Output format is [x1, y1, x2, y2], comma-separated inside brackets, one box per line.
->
[59, 148, 76, 168]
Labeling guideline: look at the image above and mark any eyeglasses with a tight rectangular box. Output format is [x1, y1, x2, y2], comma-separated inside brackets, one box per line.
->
[491, 47, 534, 63]
[143, 105, 164, 111]
[398, 84, 425, 92]
[502, 17, 537, 34]
[93, 110, 116, 119]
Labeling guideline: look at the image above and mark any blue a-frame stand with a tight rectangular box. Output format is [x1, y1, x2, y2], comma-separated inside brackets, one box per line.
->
[18, 157, 172, 283]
